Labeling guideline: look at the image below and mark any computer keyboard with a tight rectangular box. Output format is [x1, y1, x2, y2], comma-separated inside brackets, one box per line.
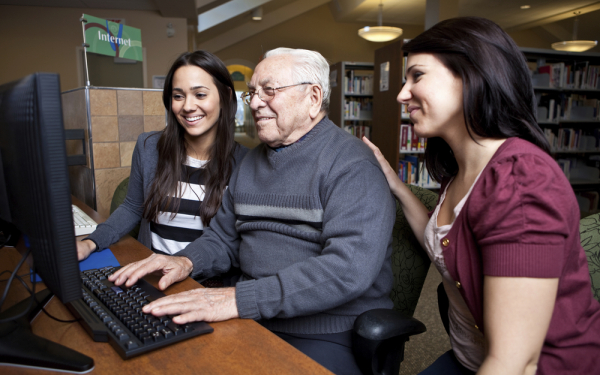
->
[67, 266, 213, 359]
[72, 204, 98, 236]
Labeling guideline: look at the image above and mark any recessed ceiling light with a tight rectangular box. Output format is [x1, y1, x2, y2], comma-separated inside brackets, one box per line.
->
[521, 5, 531, 9]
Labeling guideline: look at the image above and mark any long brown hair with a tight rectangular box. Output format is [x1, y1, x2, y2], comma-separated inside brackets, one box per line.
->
[403, 17, 550, 182]
[143, 50, 237, 226]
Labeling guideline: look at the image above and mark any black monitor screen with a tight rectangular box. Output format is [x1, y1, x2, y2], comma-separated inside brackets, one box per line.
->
[0, 72, 81, 304]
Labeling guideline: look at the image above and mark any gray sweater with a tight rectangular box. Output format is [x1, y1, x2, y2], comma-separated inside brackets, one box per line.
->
[178, 117, 396, 334]
[87, 131, 248, 251]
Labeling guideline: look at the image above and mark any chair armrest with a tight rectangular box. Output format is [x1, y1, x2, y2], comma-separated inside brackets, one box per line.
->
[352, 308, 426, 375]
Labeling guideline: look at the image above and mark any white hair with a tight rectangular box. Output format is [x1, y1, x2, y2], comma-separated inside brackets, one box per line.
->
[264, 47, 331, 112]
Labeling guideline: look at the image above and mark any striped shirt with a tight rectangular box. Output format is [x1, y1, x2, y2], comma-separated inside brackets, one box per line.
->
[150, 156, 208, 255]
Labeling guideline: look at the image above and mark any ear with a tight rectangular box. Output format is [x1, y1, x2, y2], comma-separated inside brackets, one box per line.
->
[308, 84, 323, 119]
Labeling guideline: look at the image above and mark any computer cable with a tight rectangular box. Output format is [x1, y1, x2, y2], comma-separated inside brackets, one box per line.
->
[0, 246, 35, 323]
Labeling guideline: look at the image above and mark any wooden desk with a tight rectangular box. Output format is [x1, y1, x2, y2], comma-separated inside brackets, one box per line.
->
[0, 197, 331, 374]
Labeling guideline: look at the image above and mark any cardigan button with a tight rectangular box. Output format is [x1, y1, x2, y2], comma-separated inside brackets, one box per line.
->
[474, 325, 479, 330]
[442, 238, 450, 247]
[455, 281, 461, 289]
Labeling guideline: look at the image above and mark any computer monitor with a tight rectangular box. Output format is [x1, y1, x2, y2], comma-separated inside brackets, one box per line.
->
[0, 73, 93, 372]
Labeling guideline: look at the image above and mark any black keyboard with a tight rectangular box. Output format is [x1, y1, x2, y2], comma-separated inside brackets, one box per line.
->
[67, 266, 213, 359]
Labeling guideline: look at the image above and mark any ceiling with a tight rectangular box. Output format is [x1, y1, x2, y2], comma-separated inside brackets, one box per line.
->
[2, 0, 599, 51]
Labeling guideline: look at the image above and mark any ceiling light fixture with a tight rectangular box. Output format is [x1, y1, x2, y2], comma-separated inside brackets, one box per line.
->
[358, 0, 403, 43]
[520, 5, 531, 10]
[252, 7, 263, 21]
[551, 12, 597, 52]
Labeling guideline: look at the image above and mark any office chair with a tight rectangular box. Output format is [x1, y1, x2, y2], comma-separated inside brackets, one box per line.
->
[353, 185, 439, 375]
[110, 176, 140, 239]
[580, 212, 600, 302]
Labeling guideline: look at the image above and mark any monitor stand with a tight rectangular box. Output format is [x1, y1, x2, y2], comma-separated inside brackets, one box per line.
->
[0, 289, 94, 372]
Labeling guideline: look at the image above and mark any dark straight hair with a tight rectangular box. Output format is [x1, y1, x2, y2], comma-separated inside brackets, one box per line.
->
[143, 50, 237, 226]
[403, 16, 551, 182]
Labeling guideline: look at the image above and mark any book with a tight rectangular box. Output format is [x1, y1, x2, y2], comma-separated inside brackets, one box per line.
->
[400, 124, 410, 151]
[410, 127, 419, 151]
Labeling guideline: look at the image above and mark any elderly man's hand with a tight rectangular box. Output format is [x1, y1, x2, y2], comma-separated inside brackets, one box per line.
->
[108, 254, 193, 290]
[142, 287, 239, 324]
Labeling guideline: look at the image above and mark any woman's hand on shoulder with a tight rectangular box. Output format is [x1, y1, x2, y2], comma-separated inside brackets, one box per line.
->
[362, 136, 404, 198]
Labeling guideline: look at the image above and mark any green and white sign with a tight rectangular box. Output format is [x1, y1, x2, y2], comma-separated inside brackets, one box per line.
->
[83, 14, 143, 61]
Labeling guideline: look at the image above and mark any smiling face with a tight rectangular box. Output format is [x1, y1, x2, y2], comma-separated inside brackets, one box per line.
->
[247, 55, 316, 148]
[171, 65, 221, 154]
[398, 53, 464, 140]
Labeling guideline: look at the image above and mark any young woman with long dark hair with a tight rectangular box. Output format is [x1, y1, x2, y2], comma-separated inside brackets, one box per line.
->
[364, 17, 600, 375]
[77, 50, 247, 266]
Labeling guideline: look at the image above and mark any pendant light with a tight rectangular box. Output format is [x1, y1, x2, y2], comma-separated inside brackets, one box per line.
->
[358, 1, 403, 42]
[551, 12, 597, 52]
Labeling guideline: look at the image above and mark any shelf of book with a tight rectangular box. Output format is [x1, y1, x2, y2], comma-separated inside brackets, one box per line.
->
[570, 179, 600, 185]
[329, 61, 374, 141]
[344, 116, 373, 121]
[523, 48, 600, 216]
[553, 150, 600, 154]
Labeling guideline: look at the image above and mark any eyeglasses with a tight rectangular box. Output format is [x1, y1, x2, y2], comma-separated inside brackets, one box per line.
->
[241, 82, 312, 105]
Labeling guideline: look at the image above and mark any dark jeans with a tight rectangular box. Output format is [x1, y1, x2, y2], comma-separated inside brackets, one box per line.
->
[419, 350, 476, 375]
[274, 330, 362, 375]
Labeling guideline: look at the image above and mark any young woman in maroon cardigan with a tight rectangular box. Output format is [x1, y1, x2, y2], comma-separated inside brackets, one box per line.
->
[364, 17, 600, 375]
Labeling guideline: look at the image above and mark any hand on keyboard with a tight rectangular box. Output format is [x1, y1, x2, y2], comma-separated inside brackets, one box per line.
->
[109, 253, 194, 290]
[109, 255, 238, 324]
[69, 266, 214, 359]
[142, 287, 239, 324]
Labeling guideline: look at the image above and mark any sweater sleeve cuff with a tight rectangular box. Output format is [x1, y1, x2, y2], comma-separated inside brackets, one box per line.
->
[482, 243, 564, 278]
[235, 280, 261, 320]
[176, 247, 207, 278]
[82, 236, 101, 252]
[81, 237, 100, 252]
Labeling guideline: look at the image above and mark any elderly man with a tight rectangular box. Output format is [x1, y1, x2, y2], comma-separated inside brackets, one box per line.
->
[109, 48, 396, 374]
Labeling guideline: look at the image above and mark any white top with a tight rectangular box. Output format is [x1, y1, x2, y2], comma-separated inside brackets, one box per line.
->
[151, 156, 209, 255]
[423, 173, 487, 371]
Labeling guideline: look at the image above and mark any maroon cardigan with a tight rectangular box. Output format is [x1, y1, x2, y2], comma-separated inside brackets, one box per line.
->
[435, 137, 600, 374]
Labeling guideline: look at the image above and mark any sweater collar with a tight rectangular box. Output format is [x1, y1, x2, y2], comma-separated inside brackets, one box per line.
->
[269, 127, 314, 152]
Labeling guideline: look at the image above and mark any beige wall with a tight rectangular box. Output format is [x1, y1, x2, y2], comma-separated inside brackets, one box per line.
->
[215, 5, 425, 69]
[62, 87, 165, 217]
[0, 3, 556, 92]
[0, 5, 187, 91]
[507, 29, 555, 50]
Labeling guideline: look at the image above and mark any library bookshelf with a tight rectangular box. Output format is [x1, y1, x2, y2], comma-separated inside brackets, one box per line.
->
[328, 61, 374, 140]
[371, 39, 439, 190]
[524, 47, 600, 217]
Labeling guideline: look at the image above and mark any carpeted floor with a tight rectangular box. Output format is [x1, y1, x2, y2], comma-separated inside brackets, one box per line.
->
[399, 266, 452, 375]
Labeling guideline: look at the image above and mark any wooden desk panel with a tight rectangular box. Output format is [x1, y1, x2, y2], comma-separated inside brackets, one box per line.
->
[0, 198, 331, 374]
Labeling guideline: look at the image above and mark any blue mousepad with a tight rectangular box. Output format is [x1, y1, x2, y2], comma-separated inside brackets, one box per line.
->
[31, 248, 120, 283]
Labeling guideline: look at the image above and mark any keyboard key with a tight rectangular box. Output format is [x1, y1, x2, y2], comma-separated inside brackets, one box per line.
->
[125, 340, 138, 350]
[167, 322, 182, 336]
[161, 329, 174, 339]
[140, 334, 153, 345]
[152, 332, 164, 342]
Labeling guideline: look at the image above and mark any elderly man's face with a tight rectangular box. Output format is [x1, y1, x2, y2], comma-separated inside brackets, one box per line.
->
[248, 55, 315, 148]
